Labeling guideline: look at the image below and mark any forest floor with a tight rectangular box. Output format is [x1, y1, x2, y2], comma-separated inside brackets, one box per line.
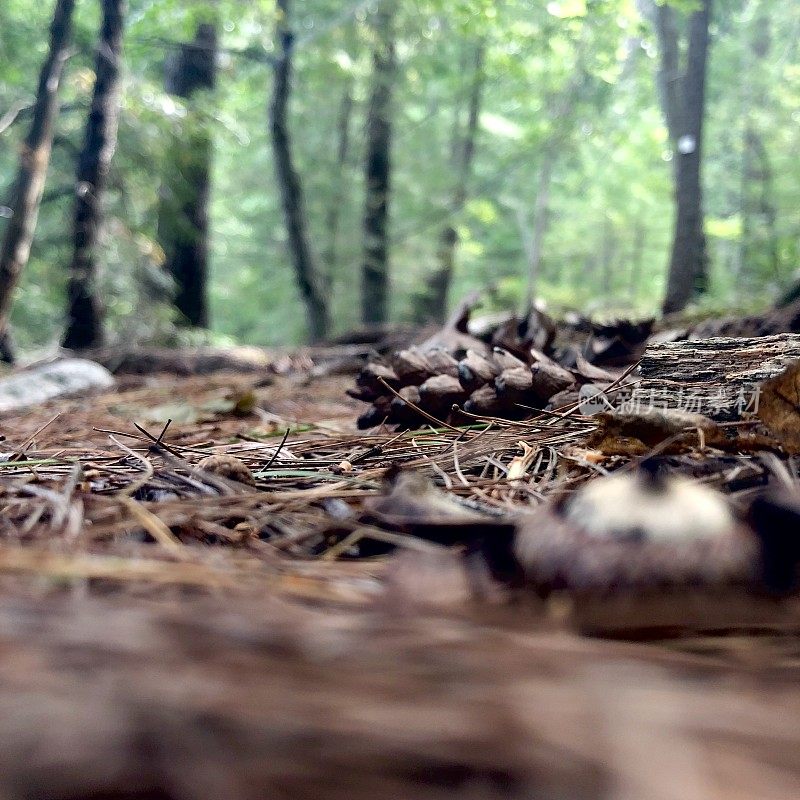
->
[0, 357, 799, 798]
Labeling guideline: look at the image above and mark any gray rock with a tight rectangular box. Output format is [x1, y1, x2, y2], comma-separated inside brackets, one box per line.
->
[0, 359, 115, 413]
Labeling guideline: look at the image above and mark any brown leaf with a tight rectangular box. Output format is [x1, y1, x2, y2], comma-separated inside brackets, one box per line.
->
[586, 408, 722, 456]
[757, 361, 800, 451]
[197, 454, 256, 487]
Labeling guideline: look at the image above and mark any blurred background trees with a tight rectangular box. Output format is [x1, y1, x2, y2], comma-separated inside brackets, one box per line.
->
[0, 0, 798, 355]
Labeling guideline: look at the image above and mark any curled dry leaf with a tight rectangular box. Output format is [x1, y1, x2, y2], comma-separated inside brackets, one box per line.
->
[507, 442, 538, 482]
[586, 408, 722, 456]
[196, 454, 256, 487]
[757, 360, 800, 451]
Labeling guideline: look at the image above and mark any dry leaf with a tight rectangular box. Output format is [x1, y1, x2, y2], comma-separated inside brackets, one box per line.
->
[586, 408, 721, 456]
[197, 454, 256, 487]
[757, 361, 800, 451]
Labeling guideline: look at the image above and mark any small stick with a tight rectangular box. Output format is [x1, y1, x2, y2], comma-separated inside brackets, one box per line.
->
[261, 428, 291, 472]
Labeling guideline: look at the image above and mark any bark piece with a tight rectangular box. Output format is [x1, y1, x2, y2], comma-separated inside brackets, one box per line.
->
[630, 334, 800, 421]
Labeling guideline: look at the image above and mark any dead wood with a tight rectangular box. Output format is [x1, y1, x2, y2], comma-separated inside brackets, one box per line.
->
[630, 333, 800, 420]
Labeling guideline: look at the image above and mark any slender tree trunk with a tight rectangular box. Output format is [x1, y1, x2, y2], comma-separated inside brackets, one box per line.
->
[361, 2, 396, 326]
[421, 40, 485, 324]
[158, 23, 217, 328]
[0, 0, 75, 363]
[524, 151, 554, 307]
[629, 220, 646, 299]
[269, 0, 330, 342]
[652, 2, 682, 167]
[323, 78, 354, 290]
[62, 0, 126, 350]
[739, 8, 779, 286]
[661, 0, 713, 314]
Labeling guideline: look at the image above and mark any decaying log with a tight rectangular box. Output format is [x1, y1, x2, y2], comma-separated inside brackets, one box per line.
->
[629, 334, 800, 420]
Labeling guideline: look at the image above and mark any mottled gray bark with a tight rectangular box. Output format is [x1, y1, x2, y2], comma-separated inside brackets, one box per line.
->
[658, 0, 713, 314]
[417, 40, 485, 324]
[269, 0, 330, 341]
[63, 0, 127, 350]
[158, 23, 217, 329]
[361, 2, 396, 326]
[0, 0, 76, 362]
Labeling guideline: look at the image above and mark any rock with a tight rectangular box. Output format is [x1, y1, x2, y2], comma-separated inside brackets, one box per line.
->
[0, 359, 114, 413]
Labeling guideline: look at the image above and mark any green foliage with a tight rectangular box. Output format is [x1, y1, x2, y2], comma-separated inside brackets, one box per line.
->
[1, 0, 799, 352]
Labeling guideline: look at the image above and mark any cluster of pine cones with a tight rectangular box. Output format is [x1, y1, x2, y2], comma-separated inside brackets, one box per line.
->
[348, 301, 653, 429]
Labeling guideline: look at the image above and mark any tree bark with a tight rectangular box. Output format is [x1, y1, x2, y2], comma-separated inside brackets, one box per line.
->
[361, 2, 396, 326]
[269, 0, 330, 342]
[0, 0, 75, 363]
[660, 0, 713, 315]
[62, 0, 127, 350]
[631, 333, 800, 421]
[419, 40, 485, 324]
[652, 2, 682, 162]
[158, 23, 217, 329]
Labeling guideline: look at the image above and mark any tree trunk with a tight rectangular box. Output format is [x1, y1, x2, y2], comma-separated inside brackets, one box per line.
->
[0, 0, 76, 363]
[269, 0, 330, 342]
[661, 0, 713, 315]
[62, 0, 126, 350]
[524, 152, 554, 306]
[158, 23, 217, 328]
[361, 2, 396, 326]
[628, 220, 646, 300]
[419, 40, 485, 324]
[652, 2, 682, 164]
[323, 78, 354, 290]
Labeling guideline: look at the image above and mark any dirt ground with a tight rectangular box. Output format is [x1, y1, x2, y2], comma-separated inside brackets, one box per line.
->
[0, 368, 799, 799]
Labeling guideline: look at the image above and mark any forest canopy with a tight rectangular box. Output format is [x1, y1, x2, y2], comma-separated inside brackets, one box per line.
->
[0, 0, 798, 353]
